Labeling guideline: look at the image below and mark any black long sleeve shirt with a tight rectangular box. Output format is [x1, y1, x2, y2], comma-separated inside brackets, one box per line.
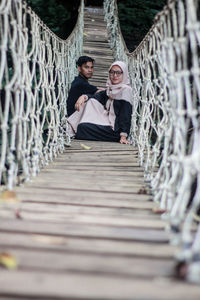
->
[67, 75, 97, 116]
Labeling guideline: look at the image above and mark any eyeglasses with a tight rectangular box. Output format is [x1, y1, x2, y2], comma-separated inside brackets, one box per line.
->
[109, 71, 123, 76]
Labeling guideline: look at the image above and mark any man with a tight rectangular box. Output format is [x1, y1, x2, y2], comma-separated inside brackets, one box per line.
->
[67, 56, 100, 116]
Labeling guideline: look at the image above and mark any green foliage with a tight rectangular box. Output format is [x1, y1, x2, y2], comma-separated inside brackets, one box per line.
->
[117, 0, 167, 51]
[26, 0, 71, 38]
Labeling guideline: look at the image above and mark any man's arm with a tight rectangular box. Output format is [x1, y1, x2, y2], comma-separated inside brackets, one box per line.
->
[75, 90, 107, 112]
[83, 81, 98, 94]
[96, 87, 105, 93]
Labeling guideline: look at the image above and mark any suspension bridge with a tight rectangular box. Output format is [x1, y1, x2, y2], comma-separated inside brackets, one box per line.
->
[0, 0, 200, 298]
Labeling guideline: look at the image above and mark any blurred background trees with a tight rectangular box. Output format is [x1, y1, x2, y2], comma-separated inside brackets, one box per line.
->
[117, 0, 167, 51]
[26, 0, 167, 51]
[26, 0, 80, 39]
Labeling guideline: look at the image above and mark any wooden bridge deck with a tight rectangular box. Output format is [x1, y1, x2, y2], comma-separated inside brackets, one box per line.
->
[0, 6, 200, 300]
[1, 140, 200, 299]
[83, 7, 114, 86]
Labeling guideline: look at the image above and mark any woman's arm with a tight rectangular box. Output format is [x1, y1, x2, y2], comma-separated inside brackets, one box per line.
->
[75, 90, 107, 111]
[118, 100, 132, 144]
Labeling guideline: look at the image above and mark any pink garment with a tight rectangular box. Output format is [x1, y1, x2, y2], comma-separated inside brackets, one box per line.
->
[106, 61, 133, 105]
[67, 98, 116, 137]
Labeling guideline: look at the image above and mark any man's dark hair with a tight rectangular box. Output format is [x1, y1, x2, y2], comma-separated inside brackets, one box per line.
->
[76, 56, 95, 67]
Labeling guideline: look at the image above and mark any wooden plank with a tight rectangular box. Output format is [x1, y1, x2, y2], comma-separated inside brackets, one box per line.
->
[26, 176, 147, 188]
[0, 270, 200, 300]
[66, 139, 137, 149]
[0, 205, 162, 223]
[0, 219, 169, 243]
[15, 191, 154, 208]
[22, 182, 147, 194]
[15, 187, 151, 201]
[27, 176, 146, 186]
[0, 232, 176, 258]
[40, 165, 145, 172]
[66, 149, 138, 155]
[52, 160, 140, 165]
[35, 169, 146, 180]
[0, 235, 174, 260]
[0, 198, 165, 227]
[1, 248, 175, 278]
[0, 209, 166, 229]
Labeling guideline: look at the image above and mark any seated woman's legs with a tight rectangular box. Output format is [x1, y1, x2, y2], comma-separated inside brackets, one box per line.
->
[76, 123, 120, 142]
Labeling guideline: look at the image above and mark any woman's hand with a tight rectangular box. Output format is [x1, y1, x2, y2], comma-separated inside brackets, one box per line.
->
[75, 95, 88, 112]
[120, 135, 130, 144]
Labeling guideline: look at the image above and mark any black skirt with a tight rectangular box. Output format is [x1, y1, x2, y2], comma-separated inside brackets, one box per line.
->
[76, 123, 120, 142]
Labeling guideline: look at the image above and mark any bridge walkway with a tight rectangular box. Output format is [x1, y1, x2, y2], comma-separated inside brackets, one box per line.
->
[0, 6, 200, 300]
[83, 7, 113, 87]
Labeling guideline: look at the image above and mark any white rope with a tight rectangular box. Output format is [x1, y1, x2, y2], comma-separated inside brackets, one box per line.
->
[1, 0, 200, 283]
[0, 0, 84, 189]
[104, 0, 200, 282]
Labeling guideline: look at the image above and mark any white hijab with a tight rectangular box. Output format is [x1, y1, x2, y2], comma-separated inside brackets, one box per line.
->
[106, 61, 133, 105]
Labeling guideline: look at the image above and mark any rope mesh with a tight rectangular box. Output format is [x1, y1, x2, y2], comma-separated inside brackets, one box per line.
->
[0, 0, 84, 189]
[104, 0, 200, 282]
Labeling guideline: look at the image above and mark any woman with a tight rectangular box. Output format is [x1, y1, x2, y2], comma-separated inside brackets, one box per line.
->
[67, 61, 133, 144]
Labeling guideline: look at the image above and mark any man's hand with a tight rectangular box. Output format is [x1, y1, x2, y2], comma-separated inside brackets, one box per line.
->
[75, 95, 88, 112]
[120, 135, 130, 144]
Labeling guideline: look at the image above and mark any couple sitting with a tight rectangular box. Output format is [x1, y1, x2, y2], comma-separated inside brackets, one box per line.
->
[67, 56, 133, 145]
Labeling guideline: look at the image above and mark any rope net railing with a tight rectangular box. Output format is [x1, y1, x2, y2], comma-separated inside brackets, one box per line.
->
[104, 0, 200, 283]
[0, 0, 84, 190]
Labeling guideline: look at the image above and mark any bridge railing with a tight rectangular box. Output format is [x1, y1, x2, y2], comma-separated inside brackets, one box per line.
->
[0, 0, 84, 190]
[104, 0, 200, 282]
